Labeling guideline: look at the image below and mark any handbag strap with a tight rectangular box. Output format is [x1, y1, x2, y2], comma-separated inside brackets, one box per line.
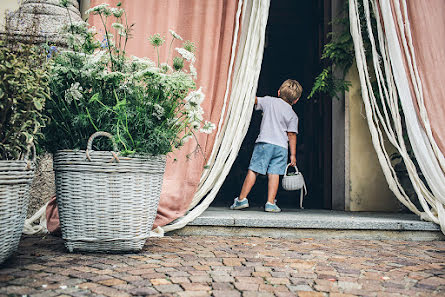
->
[285, 163, 300, 175]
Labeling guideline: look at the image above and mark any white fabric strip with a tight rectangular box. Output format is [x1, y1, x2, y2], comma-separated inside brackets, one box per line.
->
[379, 0, 445, 227]
[23, 202, 49, 235]
[349, 0, 445, 233]
[160, 0, 271, 233]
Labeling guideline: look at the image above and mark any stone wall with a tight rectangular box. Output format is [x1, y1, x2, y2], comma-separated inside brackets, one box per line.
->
[28, 154, 55, 218]
[2, 0, 83, 46]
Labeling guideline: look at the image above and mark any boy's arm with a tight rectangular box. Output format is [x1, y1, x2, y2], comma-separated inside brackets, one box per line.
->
[287, 132, 297, 166]
[255, 96, 258, 105]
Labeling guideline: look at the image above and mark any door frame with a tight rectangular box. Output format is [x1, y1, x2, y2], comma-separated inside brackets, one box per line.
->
[331, 0, 348, 210]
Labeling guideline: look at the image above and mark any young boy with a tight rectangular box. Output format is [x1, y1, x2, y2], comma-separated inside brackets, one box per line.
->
[230, 79, 302, 212]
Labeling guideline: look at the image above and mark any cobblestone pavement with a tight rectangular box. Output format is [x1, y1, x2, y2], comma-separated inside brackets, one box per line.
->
[0, 235, 444, 297]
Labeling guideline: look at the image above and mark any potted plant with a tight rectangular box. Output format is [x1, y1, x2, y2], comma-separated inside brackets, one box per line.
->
[42, 2, 215, 252]
[0, 38, 49, 262]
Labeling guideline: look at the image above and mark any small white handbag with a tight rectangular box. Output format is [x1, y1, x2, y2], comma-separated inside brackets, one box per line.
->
[282, 164, 307, 209]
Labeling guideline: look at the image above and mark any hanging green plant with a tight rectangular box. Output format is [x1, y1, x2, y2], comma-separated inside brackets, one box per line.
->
[0, 40, 50, 160]
[309, 1, 376, 100]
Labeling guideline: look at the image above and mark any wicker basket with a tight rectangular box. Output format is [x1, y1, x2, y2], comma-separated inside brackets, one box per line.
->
[282, 164, 305, 191]
[282, 164, 307, 209]
[0, 150, 35, 263]
[54, 132, 166, 252]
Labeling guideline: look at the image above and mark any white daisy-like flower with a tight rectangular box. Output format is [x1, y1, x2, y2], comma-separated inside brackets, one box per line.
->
[111, 7, 124, 18]
[169, 29, 183, 41]
[85, 4, 109, 15]
[191, 120, 201, 130]
[189, 64, 197, 79]
[185, 102, 202, 115]
[175, 47, 196, 63]
[200, 121, 216, 134]
[184, 87, 204, 105]
[186, 105, 204, 122]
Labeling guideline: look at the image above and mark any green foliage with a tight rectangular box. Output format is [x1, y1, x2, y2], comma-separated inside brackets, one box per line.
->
[0, 40, 50, 160]
[309, 1, 376, 100]
[42, 3, 214, 156]
[308, 69, 352, 100]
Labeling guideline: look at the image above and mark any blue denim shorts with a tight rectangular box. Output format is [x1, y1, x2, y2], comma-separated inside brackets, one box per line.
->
[248, 142, 288, 175]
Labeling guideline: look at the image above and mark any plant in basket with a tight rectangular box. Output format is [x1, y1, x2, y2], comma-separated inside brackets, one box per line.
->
[42, 1, 215, 252]
[0, 35, 50, 262]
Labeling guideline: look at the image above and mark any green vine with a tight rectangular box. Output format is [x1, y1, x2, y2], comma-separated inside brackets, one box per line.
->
[309, 1, 375, 100]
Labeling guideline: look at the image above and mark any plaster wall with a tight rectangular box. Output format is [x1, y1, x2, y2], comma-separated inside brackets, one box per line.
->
[0, 0, 19, 29]
[347, 64, 400, 211]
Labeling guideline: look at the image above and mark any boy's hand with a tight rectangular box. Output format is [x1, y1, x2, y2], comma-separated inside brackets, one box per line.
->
[290, 155, 296, 166]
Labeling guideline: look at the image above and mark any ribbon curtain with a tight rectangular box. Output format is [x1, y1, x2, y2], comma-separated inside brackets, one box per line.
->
[349, 0, 445, 233]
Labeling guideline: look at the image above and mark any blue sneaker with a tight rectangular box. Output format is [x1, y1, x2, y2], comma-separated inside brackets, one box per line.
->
[265, 202, 281, 212]
[230, 197, 249, 210]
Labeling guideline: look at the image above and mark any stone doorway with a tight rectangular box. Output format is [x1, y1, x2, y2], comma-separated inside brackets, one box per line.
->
[212, 0, 333, 210]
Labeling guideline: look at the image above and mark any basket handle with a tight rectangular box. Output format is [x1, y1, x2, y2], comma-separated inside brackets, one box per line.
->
[24, 143, 36, 163]
[285, 163, 300, 176]
[21, 143, 36, 169]
[85, 131, 120, 162]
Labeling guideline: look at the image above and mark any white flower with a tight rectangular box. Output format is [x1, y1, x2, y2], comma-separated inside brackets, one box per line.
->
[160, 63, 173, 74]
[184, 87, 204, 105]
[186, 105, 204, 122]
[175, 47, 196, 63]
[191, 120, 201, 130]
[181, 133, 193, 144]
[153, 103, 165, 120]
[130, 56, 156, 71]
[200, 121, 216, 134]
[111, 23, 125, 36]
[88, 26, 97, 34]
[64, 82, 83, 104]
[169, 29, 183, 41]
[85, 4, 109, 15]
[167, 118, 180, 128]
[189, 64, 197, 79]
[111, 7, 124, 18]
[88, 50, 106, 65]
[112, 23, 124, 31]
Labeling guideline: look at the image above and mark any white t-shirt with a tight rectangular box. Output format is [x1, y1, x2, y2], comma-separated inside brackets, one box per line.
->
[255, 96, 299, 149]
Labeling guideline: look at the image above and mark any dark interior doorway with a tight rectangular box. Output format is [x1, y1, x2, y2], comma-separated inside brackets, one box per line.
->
[212, 0, 332, 209]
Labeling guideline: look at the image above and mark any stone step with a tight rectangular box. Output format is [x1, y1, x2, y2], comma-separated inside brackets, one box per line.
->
[170, 207, 444, 241]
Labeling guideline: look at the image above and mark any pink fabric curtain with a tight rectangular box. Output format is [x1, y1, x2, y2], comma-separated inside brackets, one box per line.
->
[89, 0, 238, 227]
[405, 0, 445, 155]
[388, 0, 445, 155]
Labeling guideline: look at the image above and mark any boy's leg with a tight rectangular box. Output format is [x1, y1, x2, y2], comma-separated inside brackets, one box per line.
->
[239, 170, 258, 199]
[267, 174, 279, 204]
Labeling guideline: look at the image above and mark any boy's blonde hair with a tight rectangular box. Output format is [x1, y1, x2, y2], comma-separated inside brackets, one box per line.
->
[279, 79, 303, 103]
